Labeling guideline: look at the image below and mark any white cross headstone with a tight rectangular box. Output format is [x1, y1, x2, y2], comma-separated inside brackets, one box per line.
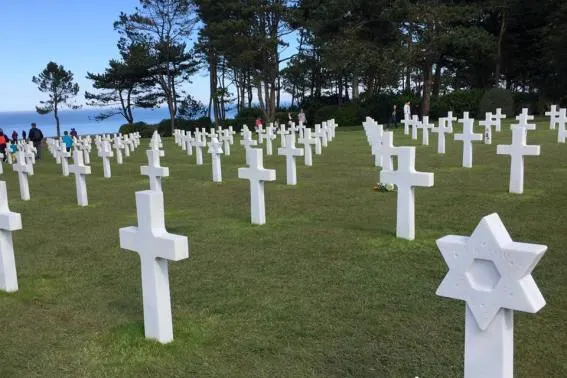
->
[431, 117, 452, 154]
[314, 124, 328, 148]
[298, 128, 317, 167]
[514, 108, 536, 131]
[421, 116, 433, 146]
[59, 146, 71, 176]
[98, 141, 113, 178]
[119, 190, 189, 344]
[122, 135, 131, 157]
[208, 137, 223, 183]
[436, 213, 546, 378]
[12, 151, 32, 201]
[141, 149, 169, 192]
[556, 108, 567, 143]
[493, 108, 506, 132]
[240, 130, 258, 151]
[265, 126, 276, 156]
[402, 113, 412, 136]
[277, 126, 288, 148]
[446, 111, 457, 131]
[68, 150, 92, 206]
[454, 113, 483, 168]
[113, 137, 124, 164]
[379, 131, 398, 173]
[0, 181, 22, 293]
[278, 134, 304, 185]
[545, 105, 560, 130]
[380, 147, 434, 240]
[479, 112, 497, 144]
[496, 125, 540, 194]
[238, 148, 276, 225]
[184, 132, 193, 156]
[221, 130, 231, 156]
[411, 115, 419, 140]
[193, 134, 205, 165]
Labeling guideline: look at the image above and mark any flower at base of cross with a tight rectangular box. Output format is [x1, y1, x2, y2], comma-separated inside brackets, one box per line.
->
[373, 183, 396, 192]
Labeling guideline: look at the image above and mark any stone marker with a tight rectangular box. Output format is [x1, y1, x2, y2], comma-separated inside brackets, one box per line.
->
[557, 108, 567, 143]
[436, 213, 546, 378]
[193, 135, 205, 165]
[479, 112, 497, 144]
[454, 113, 482, 168]
[421, 116, 433, 146]
[278, 133, 304, 185]
[298, 128, 318, 166]
[493, 108, 506, 132]
[313, 124, 328, 149]
[221, 130, 231, 156]
[545, 104, 560, 130]
[141, 149, 169, 192]
[12, 150, 32, 201]
[265, 126, 276, 156]
[119, 190, 189, 344]
[277, 126, 288, 148]
[59, 146, 71, 176]
[68, 150, 92, 206]
[514, 108, 536, 131]
[411, 115, 419, 140]
[496, 125, 540, 194]
[238, 148, 276, 225]
[113, 137, 124, 164]
[0, 181, 22, 293]
[208, 137, 223, 182]
[380, 147, 434, 240]
[98, 141, 113, 178]
[379, 131, 398, 173]
[402, 113, 412, 136]
[431, 117, 452, 154]
[240, 130, 258, 151]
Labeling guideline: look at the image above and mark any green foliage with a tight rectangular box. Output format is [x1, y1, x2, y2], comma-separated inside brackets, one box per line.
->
[118, 122, 156, 138]
[156, 117, 212, 137]
[429, 89, 486, 119]
[32, 61, 80, 138]
[314, 103, 363, 126]
[479, 88, 515, 117]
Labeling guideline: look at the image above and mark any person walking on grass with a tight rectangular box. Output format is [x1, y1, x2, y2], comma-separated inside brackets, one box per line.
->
[389, 104, 398, 129]
[298, 109, 306, 126]
[62, 131, 73, 152]
[28, 122, 44, 160]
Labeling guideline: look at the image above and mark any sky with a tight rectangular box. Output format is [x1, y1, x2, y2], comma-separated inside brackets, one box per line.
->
[0, 0, 270, 112]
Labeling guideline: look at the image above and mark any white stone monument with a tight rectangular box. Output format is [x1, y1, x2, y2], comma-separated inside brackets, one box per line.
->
[454, 113, 482, 168]
[411, 115, 419, 140]
[98, 141, 113, 179]
[514, 108, 536, 131]
[431, 117, 452, 154]
[238, 148, 276, 225]
[436, 213, 546, 378]
[493, 108, 506, 132]
[208, 137, 223, 183]
[545, 105, 560, 130]
[68, 150, 92, 206]
[496, 125, 540, 194]
[298, 128, 317, 167]
[119, 190, 189, 344]
[12, 151, 32, 201]
[113, 137, 124, 164]
[59, 147, 71, 177]
[193, 136, 205, 166]
[557, 108, 567, 143]
[479, 112, 497, 145]
[141, 149, 169, 192]
[380, 147, 434, 240]
[421, 116, 433, 146]
[278, 133, 304, 185]
[0, 181, 22, 293]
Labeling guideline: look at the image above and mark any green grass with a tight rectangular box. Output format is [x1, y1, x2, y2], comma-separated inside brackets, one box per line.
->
[0, 119, 566, 377]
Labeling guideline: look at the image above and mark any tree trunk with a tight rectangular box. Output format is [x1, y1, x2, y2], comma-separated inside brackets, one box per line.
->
[421, 61, 433, 116]
[495, 6, 508, 86]
[352, 74, 359, 101]
[54, 107, 60, 138]
[432, 62, 442, 98]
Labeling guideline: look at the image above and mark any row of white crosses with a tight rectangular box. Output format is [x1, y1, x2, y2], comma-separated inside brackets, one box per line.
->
[544, 104, 567, 143]
[120, 131, 189, 344]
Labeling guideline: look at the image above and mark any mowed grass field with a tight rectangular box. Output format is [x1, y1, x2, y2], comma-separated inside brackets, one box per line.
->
[0, 119, 566, 377]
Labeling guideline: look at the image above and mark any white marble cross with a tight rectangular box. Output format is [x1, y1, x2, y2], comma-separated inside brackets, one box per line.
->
[0, 181, 22, 293]
[421, 116, 433, 146]
[183, 132, 194, 156]
[69, 150, 92, 206]
[431, 117, 452, 154]
[98, 140, 113, 178]
[557, 108, 567, 143]
[380, 147, 434, 240]
[113, 137, 124, 164]
[446, 111, 457, 131]
[208, 137, 223, 183]
[411, 115, 419, 140]
[193, 134, 205, 165]
[514, 108, 536, 131]
[298, 128, 318, 166]
[221, 130, 232, 156]
[122, 135, 131, 157]
[59, 146, 71, 176]
[265, 126, 276, 156]
[496, 125, 540, 194]
[436, 213, 546, 378]
[545, 105, 560, 130]
[119, 190, 189, 344]
[479, 112, 497, 144]
[493, 108, 506, 132]
[141, 149, 169, 192]
[278, 133, 304, 185]
[238, 148, 276, 225]
[12, 151, 32, 201]
[379, 131, 398, 173]
[368, 123, 384, 167]
[313, 124, 328, 149]
[240, 130, 258, 151]
[277, 126, 289, 148]
[454, 113, 483, 168]
[402, 113, 412, 135]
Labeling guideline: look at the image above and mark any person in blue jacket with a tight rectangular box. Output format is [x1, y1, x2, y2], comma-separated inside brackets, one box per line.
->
[62, 131, 73, 152]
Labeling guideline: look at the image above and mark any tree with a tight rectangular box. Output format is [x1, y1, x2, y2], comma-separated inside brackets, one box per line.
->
[85, 43, 161, 124]
[114, 0, 199, 134]
[32, 61, 80, 138]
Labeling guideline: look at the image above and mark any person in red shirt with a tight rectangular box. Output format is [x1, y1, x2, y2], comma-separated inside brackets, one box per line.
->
[0, 129, 8, 162]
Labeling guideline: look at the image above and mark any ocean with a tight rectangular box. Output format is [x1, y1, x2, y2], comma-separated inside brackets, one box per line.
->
[0, 107, 172, 138]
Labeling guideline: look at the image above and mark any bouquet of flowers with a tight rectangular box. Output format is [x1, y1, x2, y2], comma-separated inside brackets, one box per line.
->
[373, 183, 395, 192]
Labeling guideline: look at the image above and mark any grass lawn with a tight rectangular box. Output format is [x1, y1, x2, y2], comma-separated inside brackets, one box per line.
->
[0, 119, 566, 377]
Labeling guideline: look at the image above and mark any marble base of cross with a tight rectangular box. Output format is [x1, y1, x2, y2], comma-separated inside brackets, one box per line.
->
[0, 181, 22, 293]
